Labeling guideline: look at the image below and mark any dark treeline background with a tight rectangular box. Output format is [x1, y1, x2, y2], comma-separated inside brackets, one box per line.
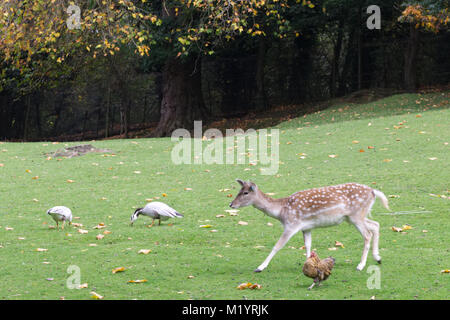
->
[0, 0, 449, 141]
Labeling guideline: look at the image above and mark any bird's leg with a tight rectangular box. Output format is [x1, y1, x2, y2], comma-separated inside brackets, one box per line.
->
[56, 221, 59, 230]
[62, 221, 65, 230]
[148, 219, 155, 228]
[158, 219, 161, 226]
[307, 282, 316, 290]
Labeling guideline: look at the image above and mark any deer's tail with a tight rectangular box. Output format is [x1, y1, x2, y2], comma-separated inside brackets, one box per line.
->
[373, 189, 390, 211]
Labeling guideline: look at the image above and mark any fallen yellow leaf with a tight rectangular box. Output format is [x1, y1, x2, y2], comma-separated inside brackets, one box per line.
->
[237, 282, 262, 290]
[127, 279, 147, 283]
[441, 269, 450, 273]
[90, 291, 104, 299]
[199, 224, 213, 228]
[112, 267, 125, 274]
[401, 225, 412, 231]
[36, 248, 48, 252]
[391, 226, 403, 232]
[67, 179, 75, 183]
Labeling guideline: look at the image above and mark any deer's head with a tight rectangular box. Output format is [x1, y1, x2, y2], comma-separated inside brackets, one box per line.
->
[229, 179, 259, 208]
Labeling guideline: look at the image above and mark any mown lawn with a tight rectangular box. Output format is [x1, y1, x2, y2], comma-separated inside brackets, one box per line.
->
[0, 91, 448, 300]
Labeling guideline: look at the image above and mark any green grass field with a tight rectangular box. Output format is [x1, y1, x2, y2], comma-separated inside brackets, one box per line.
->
[0, 91, 449, 300]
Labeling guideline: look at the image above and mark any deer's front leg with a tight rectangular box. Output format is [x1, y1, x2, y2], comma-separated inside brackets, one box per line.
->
[255, 228, 297, 272]
[303, 230, 312, 258]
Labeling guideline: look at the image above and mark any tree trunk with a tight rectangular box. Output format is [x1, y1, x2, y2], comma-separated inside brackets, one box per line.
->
[151, 57, 208, 137]
[404, 24, 418, 92]
[105, 80, 111, 138]
[23, 95, 32, 141]
[254, 37, 268, 110]
[330, 19, 344, 98]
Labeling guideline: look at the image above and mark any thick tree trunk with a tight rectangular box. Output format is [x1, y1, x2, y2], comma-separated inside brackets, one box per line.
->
[151, 57, 208, 137]
[404, 24, 418, 92]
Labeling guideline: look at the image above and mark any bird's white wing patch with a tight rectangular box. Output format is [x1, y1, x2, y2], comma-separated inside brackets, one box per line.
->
[146, 202, 180, 218]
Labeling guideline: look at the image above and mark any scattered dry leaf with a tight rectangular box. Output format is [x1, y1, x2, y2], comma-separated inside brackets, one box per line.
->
[138, 249, 151, 255]
[216, 214, 225, 218]
[112, 267, 125, 274]
[237, 282, 262, 290]
[78, 283, 88, 289]
[127, 279, 147, 283]
[90, 291, 104, 299]
[238, 221, 248, 226]
[328, 154, 338, 158]
[401, 225, 412, 231]
[440, 269, 450, 273]
[391, 226, 403, 232]
[96, 234, 104, 240]
[78, 229, 88, 234]
[199, 224, 213, 228]
[335, 241, 345, 248]
[66, 179, 75, 183]
[103, 230, 112, 235]
[328, 247, 337, 251]
[36, 248, 48, 252]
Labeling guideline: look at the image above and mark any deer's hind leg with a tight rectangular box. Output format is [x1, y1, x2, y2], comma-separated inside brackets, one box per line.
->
[365, 218, 381, 263]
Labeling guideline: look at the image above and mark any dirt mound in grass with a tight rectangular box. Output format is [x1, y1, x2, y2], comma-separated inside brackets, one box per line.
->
[46, 144, 113, 158]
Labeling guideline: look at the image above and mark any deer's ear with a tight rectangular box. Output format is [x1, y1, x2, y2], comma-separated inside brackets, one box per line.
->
[236, 179, 245, 186]
[249, 182, 257, 192]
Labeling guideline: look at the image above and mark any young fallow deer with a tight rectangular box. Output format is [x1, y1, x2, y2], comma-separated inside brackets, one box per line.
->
[229, 179, 390, 272]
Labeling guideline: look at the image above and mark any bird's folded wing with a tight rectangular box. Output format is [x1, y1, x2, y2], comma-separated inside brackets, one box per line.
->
[49, 206, 71, 217]
[148, 202, 181, 218]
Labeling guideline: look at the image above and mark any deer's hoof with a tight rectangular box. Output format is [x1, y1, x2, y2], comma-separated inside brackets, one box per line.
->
[356, 263, 365, 271]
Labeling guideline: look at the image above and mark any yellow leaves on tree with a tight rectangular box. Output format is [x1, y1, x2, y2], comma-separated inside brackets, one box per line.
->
[399, 4, 449, 32]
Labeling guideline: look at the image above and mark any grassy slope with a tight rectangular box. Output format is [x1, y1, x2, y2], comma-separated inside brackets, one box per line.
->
[0, 92, 449, 300]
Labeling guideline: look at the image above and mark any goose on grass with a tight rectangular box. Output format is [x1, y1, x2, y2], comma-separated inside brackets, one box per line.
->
[130, 201, 183, 227]
[47, 206, 72, 230]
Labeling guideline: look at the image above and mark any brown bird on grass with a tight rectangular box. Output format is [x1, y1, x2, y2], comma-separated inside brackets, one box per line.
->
[302, 251, 335, 290]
